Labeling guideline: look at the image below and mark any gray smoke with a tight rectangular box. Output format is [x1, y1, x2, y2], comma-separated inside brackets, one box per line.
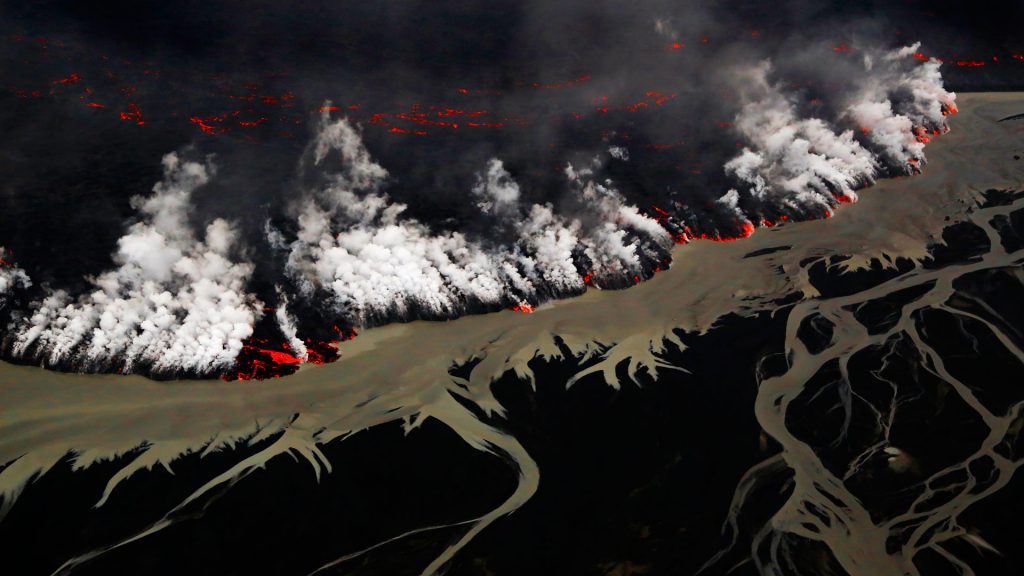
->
[720, 44, 955, 212]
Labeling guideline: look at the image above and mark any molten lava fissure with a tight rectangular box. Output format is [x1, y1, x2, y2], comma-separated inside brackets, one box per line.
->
[119, 102, 144, 124]
[52, 72, 81, 85]
[190, 115, 228, 135]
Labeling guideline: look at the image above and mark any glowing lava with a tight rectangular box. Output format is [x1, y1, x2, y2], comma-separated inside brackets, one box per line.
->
[119, 102, 144, 125]
[190, 115, 228, 135]
[52, 72, 81, 85]
[225, 328, 355, 380]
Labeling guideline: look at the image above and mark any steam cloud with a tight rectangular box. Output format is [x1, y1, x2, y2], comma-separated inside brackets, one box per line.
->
[277, 41, 955, 338]
[5, 154, 262, 376]
[280, 111, 671, 327]
[0, 248, 31, 310]
[722, 44, 955, 212]
[0, 43, 958, 377]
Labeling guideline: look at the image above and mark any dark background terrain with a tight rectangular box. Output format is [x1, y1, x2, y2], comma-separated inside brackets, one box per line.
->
[2, 2, 1024, 574]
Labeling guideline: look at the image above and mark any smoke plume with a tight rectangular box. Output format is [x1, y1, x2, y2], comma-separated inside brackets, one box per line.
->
[5, 154, 262, 376]
[721, 44, 955, 217]
[0, 248, 31, 311]
[280, 112, 671, 328]
[0, 0, 965, 378]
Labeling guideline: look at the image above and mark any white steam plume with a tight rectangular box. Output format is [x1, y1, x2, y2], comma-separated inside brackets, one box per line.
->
[848, 42, 957, 169]
[9, 154, 262, 376]
[283, 112, 670, 326]
[724, 61, 878, 209]
[724, 45, 956, 211]
[0, 248, 31, 310]
[275, 288, 308, 360]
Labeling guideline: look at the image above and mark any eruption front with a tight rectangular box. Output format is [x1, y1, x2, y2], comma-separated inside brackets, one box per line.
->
[2, 3, 1022, 575]
[5, 155, 262, 377]
[0, 41, 958, 379]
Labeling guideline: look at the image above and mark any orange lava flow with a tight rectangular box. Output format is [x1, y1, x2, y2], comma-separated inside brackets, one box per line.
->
[119, 102, 144, 125]
[52, 72, 81, 85]
[264, 349, 303, 365]
[388, 126, 429, 135]
[238, 117, 268, 127]
[190, 115, 228, 135]
[225, 326, 355, 381]
[673, 220, 758, 245]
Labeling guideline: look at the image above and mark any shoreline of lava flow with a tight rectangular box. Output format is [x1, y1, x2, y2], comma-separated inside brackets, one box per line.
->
[0, 44, 957, 380]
